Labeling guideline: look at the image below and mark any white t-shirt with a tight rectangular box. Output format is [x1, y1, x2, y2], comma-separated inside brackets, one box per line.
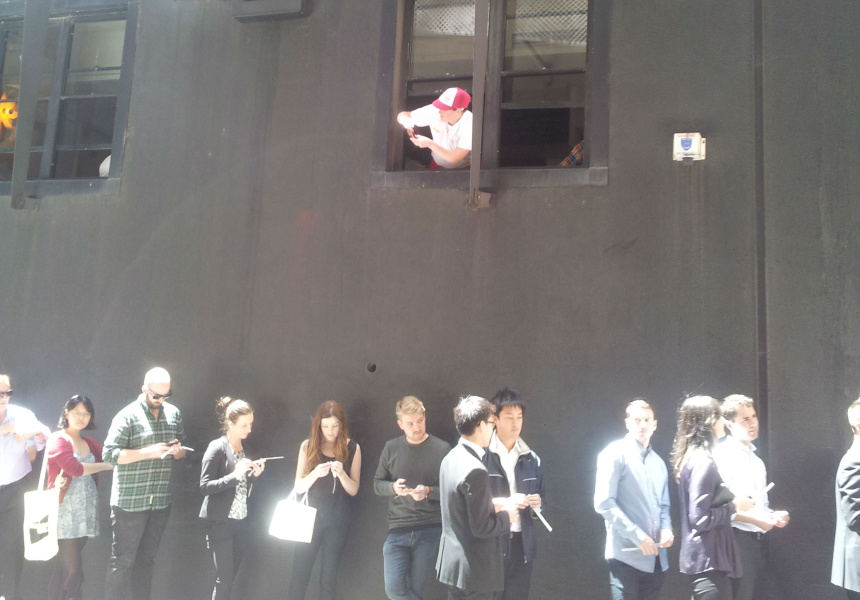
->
[410, 104, 473, 169]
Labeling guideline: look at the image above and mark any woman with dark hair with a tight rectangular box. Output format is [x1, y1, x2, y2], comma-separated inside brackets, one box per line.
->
[672, 396, 755, 600]
[288, 401, 362, 600]
[199, 397, 265, 600]
[46, 395, 114, 600]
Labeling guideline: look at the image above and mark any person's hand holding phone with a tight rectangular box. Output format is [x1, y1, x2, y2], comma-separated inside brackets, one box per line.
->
[393, 478, 411, 496]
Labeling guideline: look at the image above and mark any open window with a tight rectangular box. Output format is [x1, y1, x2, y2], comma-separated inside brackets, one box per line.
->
[372, 0, 607, 188]
[0, 4, 136, 195]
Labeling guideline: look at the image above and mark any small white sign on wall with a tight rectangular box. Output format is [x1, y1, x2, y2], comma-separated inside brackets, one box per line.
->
[673, 133, 707, 161]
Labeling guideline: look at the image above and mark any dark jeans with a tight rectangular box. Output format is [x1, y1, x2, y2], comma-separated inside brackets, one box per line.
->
[846, 590, 860, 600]
[691, 572, 733, 600]
[382, 526, 441, 600]
[288, 521, 349, 600]
[49, 538, 88, 600]
[502, 532, 533, 600]
[608, 558, 664, 600]
[105, 505, 171, 600]
[731, 531, 765, 600]
[0, 478, 26, 600]
[206, 518, 251, 600]
[445, 587, 502, 600]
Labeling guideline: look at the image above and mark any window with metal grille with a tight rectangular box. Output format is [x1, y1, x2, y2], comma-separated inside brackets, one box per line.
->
[399, 0, 590, 171]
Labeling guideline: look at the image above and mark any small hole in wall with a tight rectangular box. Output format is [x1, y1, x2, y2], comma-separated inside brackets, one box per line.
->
[366, 362, 377, 374]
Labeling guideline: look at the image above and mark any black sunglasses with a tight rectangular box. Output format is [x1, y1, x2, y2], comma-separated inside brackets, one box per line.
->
[147, 387, 172, 400]
[0, 389, 12, 398]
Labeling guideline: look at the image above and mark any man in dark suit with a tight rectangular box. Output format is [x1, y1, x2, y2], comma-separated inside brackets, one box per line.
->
[833, 398, 860, 600]
[436, 395, 520, 600]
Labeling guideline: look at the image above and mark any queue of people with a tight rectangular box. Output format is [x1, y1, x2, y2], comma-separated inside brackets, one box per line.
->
[1, 367, 859, 600]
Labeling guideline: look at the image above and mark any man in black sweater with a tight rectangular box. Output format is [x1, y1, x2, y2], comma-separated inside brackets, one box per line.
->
[374, 396, 452, 600]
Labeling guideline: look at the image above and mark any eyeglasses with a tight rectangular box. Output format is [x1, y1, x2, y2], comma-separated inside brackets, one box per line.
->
[69, 411, 91, 418]
[147, 387, 172, 400]
[0, 389, 12, 398]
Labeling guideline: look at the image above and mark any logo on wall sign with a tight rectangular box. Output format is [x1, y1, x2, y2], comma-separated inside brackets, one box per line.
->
[680, 137, 693, 152]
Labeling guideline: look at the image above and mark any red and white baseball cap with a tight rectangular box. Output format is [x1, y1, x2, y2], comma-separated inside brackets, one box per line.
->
[432, 87, 471, 110]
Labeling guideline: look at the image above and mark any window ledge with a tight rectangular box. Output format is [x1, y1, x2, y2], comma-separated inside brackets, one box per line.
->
[370, 166, 607, 190]
[0, 178, 120, 198]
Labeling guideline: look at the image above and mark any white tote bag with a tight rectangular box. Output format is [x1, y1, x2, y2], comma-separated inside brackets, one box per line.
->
[23, 448, 60, 561]
[269, 489, 316, 543]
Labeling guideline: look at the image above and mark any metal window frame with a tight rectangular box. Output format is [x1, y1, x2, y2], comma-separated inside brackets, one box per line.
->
[0, 1, 136, 200]
[371, 0, 609, 190]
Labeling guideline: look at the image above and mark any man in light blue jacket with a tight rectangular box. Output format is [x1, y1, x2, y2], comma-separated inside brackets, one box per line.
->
[594, 399, 673, 600]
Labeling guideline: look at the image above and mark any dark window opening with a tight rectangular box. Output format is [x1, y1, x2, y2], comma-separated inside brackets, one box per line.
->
[0, 9, 133, 186]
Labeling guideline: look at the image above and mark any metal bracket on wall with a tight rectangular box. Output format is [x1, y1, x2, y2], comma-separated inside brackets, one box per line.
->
[467, 0, 493, 210]
[231, 0, 310, 23]
[10, 0, 49, 210]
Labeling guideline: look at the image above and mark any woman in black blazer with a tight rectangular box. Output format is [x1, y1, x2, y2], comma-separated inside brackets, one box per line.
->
[199, 397, 265, 600]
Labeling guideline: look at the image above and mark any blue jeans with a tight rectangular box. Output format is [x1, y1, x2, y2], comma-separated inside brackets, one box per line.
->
[383, 526, 442, 600]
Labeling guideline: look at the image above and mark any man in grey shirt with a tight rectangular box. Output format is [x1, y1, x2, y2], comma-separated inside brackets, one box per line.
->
[594, 399, 673, 600]
[374, 396, 451, 600]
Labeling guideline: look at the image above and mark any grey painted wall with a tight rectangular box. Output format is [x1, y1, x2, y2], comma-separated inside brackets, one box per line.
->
[0, 0, 857, 599]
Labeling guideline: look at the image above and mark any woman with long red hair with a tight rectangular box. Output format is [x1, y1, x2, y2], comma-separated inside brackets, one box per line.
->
[288, 401, 361, 600]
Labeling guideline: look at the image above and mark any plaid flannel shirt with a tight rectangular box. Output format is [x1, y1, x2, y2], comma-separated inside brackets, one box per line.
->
[103, 395, 185, 511]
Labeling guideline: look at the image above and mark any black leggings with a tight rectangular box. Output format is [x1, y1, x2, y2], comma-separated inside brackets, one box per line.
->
[49, 538, 88, 600]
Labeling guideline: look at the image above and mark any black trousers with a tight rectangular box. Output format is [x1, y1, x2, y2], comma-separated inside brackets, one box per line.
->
[608, 558, 664, 600]
[502, 532, 533, 600]
[105, 506, 171, 600]
[0, 478, 26, 600]
[446, 586, 502, 600]
[207, 518, 251, 600]
[288, 521, 349, 600]
[846, 591, 860, 600]
[691, 572, 733, 600]
[731, 530, 765, 600]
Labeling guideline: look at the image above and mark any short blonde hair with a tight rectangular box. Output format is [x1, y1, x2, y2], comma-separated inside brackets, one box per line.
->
[0, 374, 10, 387]
[396, 396, 425, 418]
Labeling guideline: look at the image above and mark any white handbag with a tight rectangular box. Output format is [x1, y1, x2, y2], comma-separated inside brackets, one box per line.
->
[23, 448, 60, 561]
[269, 489, 317, 543]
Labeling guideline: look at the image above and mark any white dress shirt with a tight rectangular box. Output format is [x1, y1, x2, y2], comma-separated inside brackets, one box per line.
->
[713, 435, 771, 533]
[0, 404, 50, 486]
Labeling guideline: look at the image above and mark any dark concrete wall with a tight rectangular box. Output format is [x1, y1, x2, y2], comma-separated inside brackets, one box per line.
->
[0, 0, 856, 599]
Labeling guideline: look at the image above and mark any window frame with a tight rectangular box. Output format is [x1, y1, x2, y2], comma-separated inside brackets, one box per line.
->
[0, 0, 137, 197]
[371, 0, 609, 190]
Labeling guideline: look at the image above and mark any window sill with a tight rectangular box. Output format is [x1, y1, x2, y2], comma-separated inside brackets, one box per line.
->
[0, 178, 120, 198]
[370, 166, 607, 190]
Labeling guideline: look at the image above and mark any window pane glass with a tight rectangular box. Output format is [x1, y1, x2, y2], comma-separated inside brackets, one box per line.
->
[32, 100, 48, 147]
[65, 20, 125, 96]
[0, 152, 41, 180]
[53, 148, 110, 179]
[56, 97, 116, 146]
[410, 0, 474, 79]
[504, 0, 587, 72]
[501, 72, 585, 108]
[0, 28, 21, 156]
